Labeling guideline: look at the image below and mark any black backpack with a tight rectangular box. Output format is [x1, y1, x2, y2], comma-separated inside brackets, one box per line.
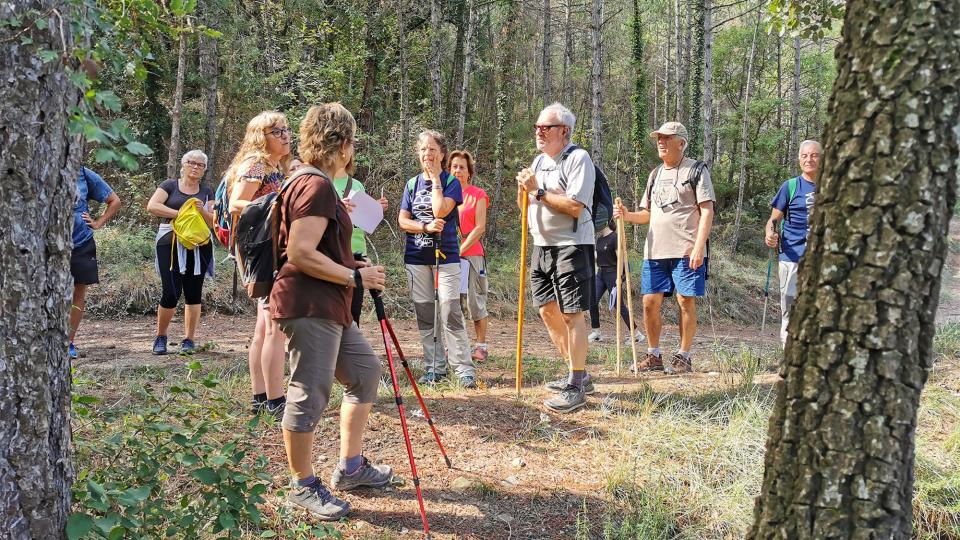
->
[234, 166, 324, 298]
[534, 145, 613, 232]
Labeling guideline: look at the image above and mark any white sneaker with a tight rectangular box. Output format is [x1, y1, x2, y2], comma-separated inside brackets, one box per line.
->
[588, 329, 603, 343]
[625, 330, 645, 344]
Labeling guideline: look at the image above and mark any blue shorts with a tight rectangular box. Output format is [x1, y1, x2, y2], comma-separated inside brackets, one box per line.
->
[641, 258, 708, 297]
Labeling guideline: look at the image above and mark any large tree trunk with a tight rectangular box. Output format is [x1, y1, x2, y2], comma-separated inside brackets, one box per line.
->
[429, 0, 444, 126]
[455, 0, 477, 148]
[199, 30, 218, 181]
[749, 2, 960, 538]
[701, 0, 713, 168]
[0, 2, 79, 537]
[590, 0, 603, 168]
[542, 0, 552, 105]
[729, 12, 761, 252]
[166, 30, 189, 180]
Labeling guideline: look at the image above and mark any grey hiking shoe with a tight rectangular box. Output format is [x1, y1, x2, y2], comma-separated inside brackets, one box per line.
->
[264, 400, 285, 422]
[287, 479, 350, 521]
[545, 374, 595, 395]
[330, 456, 393, 491]
[543, 384, 587, 413]
[666, 353, 693, 374]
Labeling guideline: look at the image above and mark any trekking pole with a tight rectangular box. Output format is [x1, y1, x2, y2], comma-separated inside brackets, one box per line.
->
[616, 199, 639, 376]
[515, 190, 529, 397]
[432, 234, 445, 376]
[614, 220, 624, 376]
[371, 289, 452, 540]
[760, 247, 775, 336]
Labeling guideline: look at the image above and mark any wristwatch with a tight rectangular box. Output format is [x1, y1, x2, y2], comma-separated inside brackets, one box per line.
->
[535, 188, 546, 201]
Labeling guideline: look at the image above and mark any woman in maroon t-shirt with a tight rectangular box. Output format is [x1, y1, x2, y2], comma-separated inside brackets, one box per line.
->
[269, 103, 391, 520]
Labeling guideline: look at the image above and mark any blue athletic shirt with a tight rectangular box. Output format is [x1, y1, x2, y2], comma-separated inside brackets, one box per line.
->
[73, 167, 114, 247]
[770, 176, 816, 262]
[400, 171, 462, 265]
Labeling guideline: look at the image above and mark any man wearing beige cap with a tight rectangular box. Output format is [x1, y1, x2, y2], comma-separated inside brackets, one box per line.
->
[613, 122, 715, 373]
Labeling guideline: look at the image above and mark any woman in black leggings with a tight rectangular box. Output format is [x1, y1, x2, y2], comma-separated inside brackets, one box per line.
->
[146, 149, 215, 354]
[589, 220, 643, 344]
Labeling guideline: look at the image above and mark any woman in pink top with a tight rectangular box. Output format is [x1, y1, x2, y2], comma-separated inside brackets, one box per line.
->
[450, 150, 490, 361]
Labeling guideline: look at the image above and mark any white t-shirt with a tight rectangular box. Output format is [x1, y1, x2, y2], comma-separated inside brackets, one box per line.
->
[528, 144, 596, 246]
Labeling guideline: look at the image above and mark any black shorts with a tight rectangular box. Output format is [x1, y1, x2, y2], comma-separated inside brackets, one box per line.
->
[530, 244, 595, 313]
[71, 239, 99, 285]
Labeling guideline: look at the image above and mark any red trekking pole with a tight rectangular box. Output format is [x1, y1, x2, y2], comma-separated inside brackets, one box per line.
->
[370, 289, 452, 539]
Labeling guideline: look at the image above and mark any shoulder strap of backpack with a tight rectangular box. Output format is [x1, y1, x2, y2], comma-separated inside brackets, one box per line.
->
[688, 160, 706, 191]
[342, 176, 354, 200]
[644, 166, 662, 210]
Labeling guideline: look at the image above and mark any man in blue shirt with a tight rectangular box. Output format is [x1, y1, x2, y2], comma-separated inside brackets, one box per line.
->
[765, 140, 821, 345]
[70, 167, 122, 359]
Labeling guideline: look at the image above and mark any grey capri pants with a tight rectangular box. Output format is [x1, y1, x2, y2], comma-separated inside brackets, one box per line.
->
[278, 317, 382, 432]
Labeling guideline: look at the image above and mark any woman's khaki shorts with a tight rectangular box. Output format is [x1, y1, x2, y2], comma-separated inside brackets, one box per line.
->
[277, 317, 382, 432]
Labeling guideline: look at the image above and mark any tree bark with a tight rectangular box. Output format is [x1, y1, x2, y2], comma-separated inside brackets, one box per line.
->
[562, 0, 573, 106]
[398, 0, 410, 175]
[0, 2, 79, 538]
[542, 0, 552, 105]
[455, 0, 478, 148]
[488, 0, 519, 245]
[590, 0, 603, 168]
[702, 0, 714, 167]
[687, 0, 704, 158]
[166, 30, 189, 180]
[749, 2, 960, 537]
[429, 0, 444, 126]
[729, 12, 761, 252]
[359, 0, 381, 134]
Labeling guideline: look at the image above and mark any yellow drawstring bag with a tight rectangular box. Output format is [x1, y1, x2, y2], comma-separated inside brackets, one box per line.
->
[172, 198, 211, 250]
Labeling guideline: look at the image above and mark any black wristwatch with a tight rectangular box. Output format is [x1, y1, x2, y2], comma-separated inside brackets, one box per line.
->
[353, 269, 363, 289]
[535, 188, 546, 201]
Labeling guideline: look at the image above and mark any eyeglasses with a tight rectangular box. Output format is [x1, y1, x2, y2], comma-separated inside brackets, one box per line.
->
[534, 124, 564, 134]
[186, 160, 207, 169]
[266, 127, 292, 138]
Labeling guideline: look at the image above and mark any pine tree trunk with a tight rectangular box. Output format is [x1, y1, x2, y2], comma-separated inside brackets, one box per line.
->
[673, 0, 682, 120]
[590, 0, 603, 168]
[398, 0, 410, 175]
[359, 0, 381, 134]
[0, 2, 79, 537]
[199, 31, 219, 181]
[729, 13, 761, 253]
[455, 0, 477, 148]
[429, 0, 444, 126]
[702, 0, 714, 167]
[749, 2, 960, 537]
[790, 36, 801, 176]
[687, 0, 704, 158]
[488, 0, 519, 245]
[542, 0, 552, 105]
[166, 30, 189, 180]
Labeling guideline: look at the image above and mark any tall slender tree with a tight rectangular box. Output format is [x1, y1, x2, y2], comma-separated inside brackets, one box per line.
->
[429, 0, 445, 126]
[749, 1, 960, 537]
[166, 29, 189, 180]
[730, 12, 762, 252]
[687, 0, 705, 158]
[542, 0, 553, 104]
[456, 0, 478, 147]
[790, 35, 801, 175]
[590, 0, 603, 167]
[702, 0, 714, 167]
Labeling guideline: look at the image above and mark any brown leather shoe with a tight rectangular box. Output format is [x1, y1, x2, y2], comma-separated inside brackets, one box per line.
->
[634, 353, 664, 372]
[669, 353, 693, 374]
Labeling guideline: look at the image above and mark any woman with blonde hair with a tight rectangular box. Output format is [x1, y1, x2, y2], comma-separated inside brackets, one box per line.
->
[226, 111, 293, 419]
[271, 102, 392, 519]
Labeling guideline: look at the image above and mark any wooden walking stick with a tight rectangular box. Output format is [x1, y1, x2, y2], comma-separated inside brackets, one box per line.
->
[616, 198, 640, 375]
[515, 190, 529, 397]
[615, 216, 624, 376]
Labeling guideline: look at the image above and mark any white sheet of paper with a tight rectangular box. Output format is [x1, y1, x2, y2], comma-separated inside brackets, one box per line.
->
[345, 190, 384, 234]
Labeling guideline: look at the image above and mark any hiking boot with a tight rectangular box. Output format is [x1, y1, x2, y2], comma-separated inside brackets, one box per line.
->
[588, 329, 603, 343]
[625, 330, 645, 344]
[633, 353, 664, 372]
[152, 335, 168, 355]
[417, 372, 447, 385]
[265, 400, 286, 421]
[68, 342, 78, 360]
[287, 479, 350, 520]
[180, 338, 196, 355]
[471, 346, 489, 362]
[667, 353, 693, 374]
[543, 385, 587, 414]
[545, 375, 595, 395]
[459, 375, 478, 389]
[250, 399, 266, 416]
[330, 456, 393, 491]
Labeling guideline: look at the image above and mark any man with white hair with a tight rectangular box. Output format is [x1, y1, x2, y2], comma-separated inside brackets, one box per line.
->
[516, 102, 596, 413]
[765, 140, 821, 345]
[614, 121, 715, 374]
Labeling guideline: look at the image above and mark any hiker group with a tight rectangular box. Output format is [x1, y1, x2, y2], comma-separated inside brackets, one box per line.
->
[69, 100, 819, 523]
